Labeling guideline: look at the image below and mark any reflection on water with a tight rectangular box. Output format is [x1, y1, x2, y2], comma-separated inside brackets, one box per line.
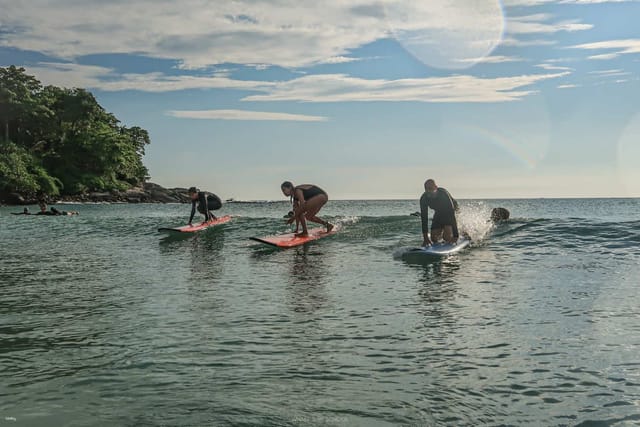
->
[286, 245, 329, 314]
[188, 230, 225, 283]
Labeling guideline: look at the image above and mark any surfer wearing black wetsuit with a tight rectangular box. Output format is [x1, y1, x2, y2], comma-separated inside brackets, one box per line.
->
[420, 179, 459, 246]
[188, 187, 222, 225]
[35, 201, 56, 216]
[11, 208, 31, 215]
[281, 181, 333, 237]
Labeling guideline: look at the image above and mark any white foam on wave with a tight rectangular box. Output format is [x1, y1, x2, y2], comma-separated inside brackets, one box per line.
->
[334, 215, 360, 227]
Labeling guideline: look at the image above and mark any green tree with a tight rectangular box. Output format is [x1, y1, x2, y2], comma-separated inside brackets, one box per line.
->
[0, 66, 151, 199]
[0, 66, 46, 143]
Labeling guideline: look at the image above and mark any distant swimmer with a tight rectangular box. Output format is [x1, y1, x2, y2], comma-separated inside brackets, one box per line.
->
[34, 202, 79, 216]
[280, 181, 333, 237]
[35, 201, 56, 216]
[188, 187, 222, 225]
[11, 207, 31, 215]
[420, 179, 459, 246]
[490, 207, 510, 223]
[50, 207, 79, 216]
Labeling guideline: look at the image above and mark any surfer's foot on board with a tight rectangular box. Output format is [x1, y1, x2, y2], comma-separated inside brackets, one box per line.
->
[295, 232, 309, 238]
[326, 223, 334, 233]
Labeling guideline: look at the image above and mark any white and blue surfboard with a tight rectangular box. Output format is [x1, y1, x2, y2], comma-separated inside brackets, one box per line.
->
[403, 237, 471, 259]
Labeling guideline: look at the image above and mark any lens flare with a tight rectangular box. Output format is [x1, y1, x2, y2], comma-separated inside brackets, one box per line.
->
[616, 112, 640, 196]
[384, 0, 505, 70]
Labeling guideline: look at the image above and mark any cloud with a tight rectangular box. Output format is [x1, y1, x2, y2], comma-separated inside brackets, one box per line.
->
[536, 63, 573, 71]
[501, 37, 557, 47]
[167, 109, 328, 121]
[507, 14, 593, 34]
[588, 69, 631, 76]
[557, 84, 579, 88]
[504, 0, 634, 5]
[22, 62, 569, 103]
[242, 72, 570, 103]
[588, 53, 619, 60]
[24, 62, 273, 92]
[457, 55, 523, 64]
[0, 0, 507, 70]
[571, 39, 640, 60]
[324, 56, 361, 64]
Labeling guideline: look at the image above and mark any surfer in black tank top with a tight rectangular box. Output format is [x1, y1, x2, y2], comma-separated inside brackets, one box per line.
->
[281, 181, 333, 237]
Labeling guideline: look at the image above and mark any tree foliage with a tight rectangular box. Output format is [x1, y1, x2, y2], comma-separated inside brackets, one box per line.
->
[0, 66, 150, 198]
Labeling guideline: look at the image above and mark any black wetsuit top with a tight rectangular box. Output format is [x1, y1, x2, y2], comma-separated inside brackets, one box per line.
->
[190, 191, 210, 223]
[420, 187, 459, 237]
[294, 185, 327, 201]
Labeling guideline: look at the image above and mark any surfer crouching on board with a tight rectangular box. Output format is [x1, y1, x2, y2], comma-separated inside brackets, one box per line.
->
[188, 187, 222, 225]
[420, 179, 459, 246]
[280, 181, 333, 237]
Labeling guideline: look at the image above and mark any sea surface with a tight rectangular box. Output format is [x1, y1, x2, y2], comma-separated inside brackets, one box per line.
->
[1, 198, 639, 426]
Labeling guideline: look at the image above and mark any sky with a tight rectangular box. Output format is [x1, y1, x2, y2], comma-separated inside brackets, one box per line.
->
[1, 0, 639, 200]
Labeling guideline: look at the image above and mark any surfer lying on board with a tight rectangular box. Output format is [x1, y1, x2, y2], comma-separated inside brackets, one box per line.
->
[280, 181, 333, 237]
[34, 202, 79, 216]
[188, 187, 222, 225]
[420, 179, 459, 246]
[11, 207, 31, 215]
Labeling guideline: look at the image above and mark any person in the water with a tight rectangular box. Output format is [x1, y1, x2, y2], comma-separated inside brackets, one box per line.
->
[188, 187, 222, 225]
[50, 207, 79, 216]
[11, 207, 31, 215]
[420, 179, 459, 246]
[490, 207, 510, 223]
[280, 181, 333, 237]
[34, 202, 79, 216]
[35, 201, 56, 215]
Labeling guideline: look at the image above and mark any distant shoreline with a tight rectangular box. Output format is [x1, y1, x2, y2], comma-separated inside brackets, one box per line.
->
[0, 182, 193, 206]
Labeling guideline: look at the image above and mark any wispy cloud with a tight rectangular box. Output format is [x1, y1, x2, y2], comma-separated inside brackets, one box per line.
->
[23, 62, 569, 103]
[588, 53, 620, 60]
[24, 62, 272, 92]
[324, 56, 361, 64]
[507, 14, 593, 34]
[557, 84, 579, 88]
[501, 37, 557, 47]
[242, 72, 570, 103]
[458, 55, 523, 64]
[504, 0, 634, 6]
[571, 39, 640, 60]
[588, 69, 631, 76]
[536, 63, 573, 71]
[167, 109, 328, 121]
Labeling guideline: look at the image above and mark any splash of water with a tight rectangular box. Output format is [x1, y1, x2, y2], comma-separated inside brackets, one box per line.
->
[458, 201, 494, 244]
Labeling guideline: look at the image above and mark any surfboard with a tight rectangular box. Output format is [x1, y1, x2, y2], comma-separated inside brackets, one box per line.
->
[403, 237, 471, 259]
[158, 215, 232, 233]
[250, 226, 338, 248]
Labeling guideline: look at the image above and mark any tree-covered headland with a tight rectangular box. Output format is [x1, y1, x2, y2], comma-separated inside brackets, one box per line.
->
[0, 66, 150, 202]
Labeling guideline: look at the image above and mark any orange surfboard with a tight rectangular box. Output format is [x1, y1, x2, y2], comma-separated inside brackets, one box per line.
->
[158, 215, 232, 233]
[250, 226, 338, 248]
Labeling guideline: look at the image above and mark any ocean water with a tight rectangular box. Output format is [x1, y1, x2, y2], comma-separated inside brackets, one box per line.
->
[1, 198, 639, 426]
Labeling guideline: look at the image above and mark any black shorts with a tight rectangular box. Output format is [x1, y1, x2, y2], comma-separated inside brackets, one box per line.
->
[431, 211, 459, 238]
[198, 194, 222, 213]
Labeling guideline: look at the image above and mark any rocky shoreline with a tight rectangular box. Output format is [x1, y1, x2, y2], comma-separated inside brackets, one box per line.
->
[1, 182, 194, 205]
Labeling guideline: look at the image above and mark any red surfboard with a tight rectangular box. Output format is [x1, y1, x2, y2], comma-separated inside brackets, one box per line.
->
[250, 226, 338, 248]
[158, 215, 232, 233]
